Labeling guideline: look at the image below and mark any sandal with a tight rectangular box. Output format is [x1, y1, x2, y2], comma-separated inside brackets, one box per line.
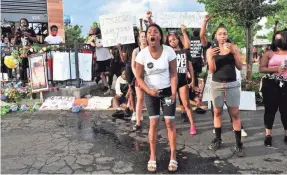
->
[168, 160, 178, 172]
[147, 160, 157, 172]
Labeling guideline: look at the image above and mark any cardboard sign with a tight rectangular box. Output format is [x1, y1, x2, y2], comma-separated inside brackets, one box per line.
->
[156, 12, 207, 28]
[39, 96, 75, 110]
[99, 13, 135, 47]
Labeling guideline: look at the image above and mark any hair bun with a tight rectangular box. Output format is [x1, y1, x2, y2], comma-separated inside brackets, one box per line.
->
[218, 23, 225, 27]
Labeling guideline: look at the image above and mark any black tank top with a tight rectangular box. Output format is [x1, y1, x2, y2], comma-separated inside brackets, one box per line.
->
[212, 53, 236, 82]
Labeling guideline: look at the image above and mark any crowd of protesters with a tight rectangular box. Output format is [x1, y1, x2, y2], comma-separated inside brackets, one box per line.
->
[1, 11, 287, 173]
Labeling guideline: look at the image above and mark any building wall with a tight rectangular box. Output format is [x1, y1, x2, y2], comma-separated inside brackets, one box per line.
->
[47, 0, 65, 42]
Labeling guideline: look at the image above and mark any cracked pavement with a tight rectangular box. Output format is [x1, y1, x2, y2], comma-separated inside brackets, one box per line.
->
[1, 110, 287, 174]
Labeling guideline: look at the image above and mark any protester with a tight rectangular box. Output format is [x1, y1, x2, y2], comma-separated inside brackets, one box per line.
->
[259, 30, 287, 146]
[104, 44, 125, 95]
[206, 23, 244, 157]
[15, 18, 37, 82]
[131, 26, 147, 131]
[189, 28, 207, 114]
[119, 27, 139, 121]
[167, 24, 197, 135]
[113, 69, 130, 111]
[94, 27, 111, 91]
[200, 15, 248, 137]
[135, 23, 178, 172]
[44, 25, 63, 44]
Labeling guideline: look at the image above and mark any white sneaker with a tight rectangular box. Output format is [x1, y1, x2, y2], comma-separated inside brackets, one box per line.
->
[213, 129, 215, 134]
[131, 112, 136, 121]
[104, 89, 112, 96]
[241, 129, 248, 137]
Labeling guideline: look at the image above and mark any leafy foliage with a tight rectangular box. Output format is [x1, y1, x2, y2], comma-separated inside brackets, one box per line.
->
[65, 25, 86, 48]
[265, 0, 287, 40]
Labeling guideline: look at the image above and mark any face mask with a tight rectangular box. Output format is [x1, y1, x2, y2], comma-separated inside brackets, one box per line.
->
[51, 31, 58, 36]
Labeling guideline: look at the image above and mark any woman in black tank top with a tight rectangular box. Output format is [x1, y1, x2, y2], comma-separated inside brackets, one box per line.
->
[206, 24, 244, 157]
[167, 24, 197, 135]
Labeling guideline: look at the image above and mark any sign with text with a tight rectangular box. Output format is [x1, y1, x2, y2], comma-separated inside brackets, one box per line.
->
[99, 13, 135, 47]
[156, 12, 207, 28]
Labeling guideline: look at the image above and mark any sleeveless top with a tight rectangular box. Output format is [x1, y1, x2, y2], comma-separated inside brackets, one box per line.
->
[212, 53, 236, 82]
[268, 54, 287, 77]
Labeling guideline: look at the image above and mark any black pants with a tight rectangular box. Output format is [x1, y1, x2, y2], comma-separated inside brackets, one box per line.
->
[262, 78, 287, 130]
[19, 57, 29, 82]
[108, 62, 124, 88]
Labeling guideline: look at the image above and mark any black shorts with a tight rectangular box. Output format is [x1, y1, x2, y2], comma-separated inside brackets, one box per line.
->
[96, 60, 111, 73]
[192, 58, 203, 74]
[178, 74, 188, 89]
[125, 65, 135, 85]
[145, 87, 176, 119]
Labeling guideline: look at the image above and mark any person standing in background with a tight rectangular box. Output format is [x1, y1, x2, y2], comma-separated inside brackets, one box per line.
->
[189, 28, 206, 114]
[94, 27, 111, 91]
[44, 25, 63, 44]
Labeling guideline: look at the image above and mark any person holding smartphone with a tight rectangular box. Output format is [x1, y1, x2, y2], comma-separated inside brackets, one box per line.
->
[259, 30, 287, 147]
[135, 23, 178, 172]
[200, 16, 248, 137]
[206, 24, 244, 157]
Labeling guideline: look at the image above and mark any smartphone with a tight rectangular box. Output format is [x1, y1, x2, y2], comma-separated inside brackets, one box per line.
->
[211, 39, 219, 48]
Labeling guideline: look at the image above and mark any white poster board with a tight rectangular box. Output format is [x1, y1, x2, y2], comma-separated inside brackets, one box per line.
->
[39, 96, 75, 110]
[78, 53, 93, 81]
[99, 13, 135, 47]
[156, 12, 207, 28]
[53, 52, 75, 81]
[85, 96, 113, 110]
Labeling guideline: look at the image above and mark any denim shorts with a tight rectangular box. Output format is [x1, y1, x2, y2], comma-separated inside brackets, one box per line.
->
[210, 80, 241, 108]
[144, 87, 176, 119]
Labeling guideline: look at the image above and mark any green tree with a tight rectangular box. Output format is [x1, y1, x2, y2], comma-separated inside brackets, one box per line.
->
[91, 21, 99, 28]
[65, 24, 85, 48]
[197, 0, 281, 80]
[265, 0, 287, 40]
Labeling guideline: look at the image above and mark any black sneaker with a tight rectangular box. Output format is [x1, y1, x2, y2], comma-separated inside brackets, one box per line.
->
[181, 113, 189, 122]
[132, 124, 141, 131]
[264, 135, 272, 147]
[112, 110, 125, 119]
[208, 138, 222, 150]
[95, 76, 101, 84]
[284, 136, 287, 144]
[235, 143, 245, 157]
[124, 108, 132, 117]
[195, 107, 206, 114]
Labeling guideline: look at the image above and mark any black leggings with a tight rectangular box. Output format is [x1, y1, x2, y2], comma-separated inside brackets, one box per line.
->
[261, 78, 287, 130]
[108, 62, 124, 88]
[210, 101, 244, 129]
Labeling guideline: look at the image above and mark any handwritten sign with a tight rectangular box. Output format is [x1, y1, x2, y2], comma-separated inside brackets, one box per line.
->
[99, 13, 135, 47]
[156, 12, 207, 28]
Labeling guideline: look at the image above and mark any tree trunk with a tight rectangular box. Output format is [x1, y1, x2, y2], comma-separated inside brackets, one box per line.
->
[245, 23, 254, 81]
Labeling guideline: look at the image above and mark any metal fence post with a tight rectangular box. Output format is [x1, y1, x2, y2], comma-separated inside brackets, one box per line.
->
[74, 42, 80, 88]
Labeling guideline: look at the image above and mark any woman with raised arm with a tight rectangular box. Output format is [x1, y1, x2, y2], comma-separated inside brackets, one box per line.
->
[201, 16, 248, 137]
[166, 24, 197, 135]
[206, 24, 244, 157]
[259, 30, 287, 146]
[131, 19, 148, 131]
[135, 23, 178, 172]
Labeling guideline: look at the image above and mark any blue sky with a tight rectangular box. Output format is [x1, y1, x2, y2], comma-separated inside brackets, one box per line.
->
[63, 0, 205, 35]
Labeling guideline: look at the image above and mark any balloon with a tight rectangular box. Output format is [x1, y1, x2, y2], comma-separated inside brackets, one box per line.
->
[4, 56, 18, 69]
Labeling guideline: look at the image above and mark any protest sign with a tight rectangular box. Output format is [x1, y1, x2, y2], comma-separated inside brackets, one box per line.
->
[28, 54, 49, 92]
[99, 13, 135, 47]
[156, 12, 207, 28]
